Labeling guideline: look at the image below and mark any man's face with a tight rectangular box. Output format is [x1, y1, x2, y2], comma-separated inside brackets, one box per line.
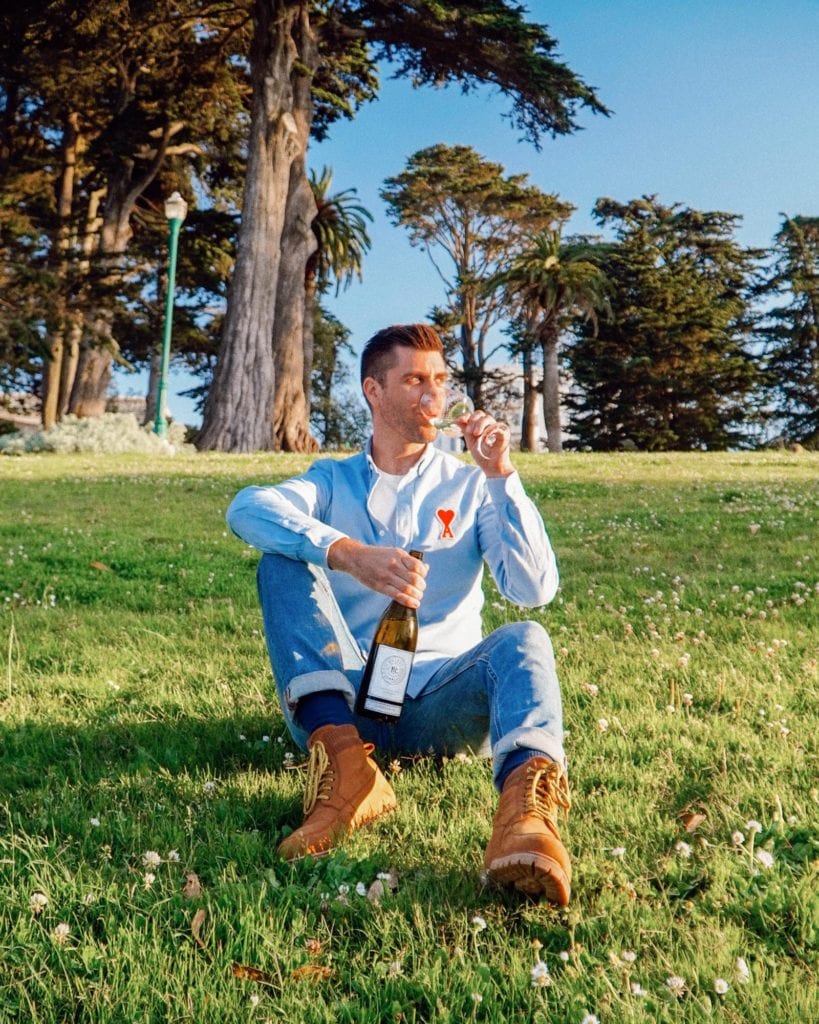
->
[365, 347, 448, 446]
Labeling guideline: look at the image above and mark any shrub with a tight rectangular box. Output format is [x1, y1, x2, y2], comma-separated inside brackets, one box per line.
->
[0, 413, 190, 455]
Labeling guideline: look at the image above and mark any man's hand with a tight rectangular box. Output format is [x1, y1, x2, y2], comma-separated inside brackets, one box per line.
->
[327, 539, 428, 608]
[460, 410, 514, 478]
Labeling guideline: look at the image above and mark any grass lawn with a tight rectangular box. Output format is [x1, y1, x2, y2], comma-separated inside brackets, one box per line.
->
[0, 450, 817, 1023]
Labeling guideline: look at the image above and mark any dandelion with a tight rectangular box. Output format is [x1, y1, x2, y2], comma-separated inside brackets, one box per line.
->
[666, 975, 686, 997]
[142, 850, 162, 868]
[746, 819, 762, 833]
[470, 915, 487, 932]
[736, 957, 750, 983]
[30, 892, 48, 915]
[714, 978, 730, 995]
[167, 850, 180, 863]
[597, 718, 609, 732]
[89, 817, 101, 827]
[143, 872, 156, 888]
[674, 840, 692, 858]
[755, 849, 775, 869]
[51, 923, 71, 945]
[530, 960, 550, 987]
[732, 831, 745, 846]
[610, 846, 626, 858]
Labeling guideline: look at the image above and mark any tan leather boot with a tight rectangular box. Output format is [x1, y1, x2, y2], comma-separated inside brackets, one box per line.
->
[277, 724, 397, 861]
[484, 757, 572, 905]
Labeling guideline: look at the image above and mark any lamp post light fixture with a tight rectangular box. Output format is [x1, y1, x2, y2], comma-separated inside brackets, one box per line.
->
[154, 190, 188, 437]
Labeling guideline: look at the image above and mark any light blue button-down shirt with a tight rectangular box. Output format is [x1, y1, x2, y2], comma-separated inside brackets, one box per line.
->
[226, 441, 558, 696]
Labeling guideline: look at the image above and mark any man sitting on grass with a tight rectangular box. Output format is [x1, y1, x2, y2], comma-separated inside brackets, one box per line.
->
[227, 323, 572, 905]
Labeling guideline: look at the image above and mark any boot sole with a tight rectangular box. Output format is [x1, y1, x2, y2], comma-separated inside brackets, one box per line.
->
[486, 853, 571, 906]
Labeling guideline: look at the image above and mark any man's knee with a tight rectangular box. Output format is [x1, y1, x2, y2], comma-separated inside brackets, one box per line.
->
[491, 620, 554, 659]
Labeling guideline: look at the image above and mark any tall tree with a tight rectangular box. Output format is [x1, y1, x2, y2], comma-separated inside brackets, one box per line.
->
[310, 305, 369, 449]
[382, 144, 573, 411]
[198, 1, 607, 452]
[498, 230, 609, 452]
[566, 196, 762, 451]
[759, 215, 819, 447]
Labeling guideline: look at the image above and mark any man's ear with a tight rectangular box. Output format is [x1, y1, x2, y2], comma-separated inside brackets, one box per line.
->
[362, 376, 380, 407]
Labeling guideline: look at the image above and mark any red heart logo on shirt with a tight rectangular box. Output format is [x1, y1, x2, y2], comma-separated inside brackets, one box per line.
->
[436, 508, 455, 539]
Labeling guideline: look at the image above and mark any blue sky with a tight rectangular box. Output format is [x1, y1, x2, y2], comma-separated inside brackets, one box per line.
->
[126, 0, 819, 427]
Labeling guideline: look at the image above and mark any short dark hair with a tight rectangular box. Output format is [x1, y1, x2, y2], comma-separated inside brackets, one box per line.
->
[360, 324, 444, 388]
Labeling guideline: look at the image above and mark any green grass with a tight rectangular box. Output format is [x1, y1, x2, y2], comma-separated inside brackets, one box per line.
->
[0, 450, 817, 1023]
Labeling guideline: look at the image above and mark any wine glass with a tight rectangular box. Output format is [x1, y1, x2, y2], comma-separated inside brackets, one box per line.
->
[421, 386, 505, 458]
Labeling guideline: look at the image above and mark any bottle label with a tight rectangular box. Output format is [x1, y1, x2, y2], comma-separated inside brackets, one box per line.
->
[364, 644, 413, 704]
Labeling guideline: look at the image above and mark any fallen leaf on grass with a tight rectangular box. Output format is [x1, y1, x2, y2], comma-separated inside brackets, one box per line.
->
[232, 963, 275, 986]
[182, 872, 202, 900]
[89, 561, 111, 572]
[291, 964, 333, 983]
[680, 811, 707, 833]
[367, 880, 385, 906]
[191, 908, 207, 949]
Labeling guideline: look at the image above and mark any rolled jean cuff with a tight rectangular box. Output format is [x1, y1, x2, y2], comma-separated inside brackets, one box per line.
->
[492, 727, 566, 784]
[284, 669, 357, 715]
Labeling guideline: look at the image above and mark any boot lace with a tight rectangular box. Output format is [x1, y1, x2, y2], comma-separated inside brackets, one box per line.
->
[526, 761, 571, 824]
[302, 741, 332, 816]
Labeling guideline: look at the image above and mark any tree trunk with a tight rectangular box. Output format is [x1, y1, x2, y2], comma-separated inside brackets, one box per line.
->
[520, 345, 538, 451]
[541, 328, 563, 453]
[198, 0, 304, 452]
[271, 4, 319, 452]
[42, 113, 79, 429]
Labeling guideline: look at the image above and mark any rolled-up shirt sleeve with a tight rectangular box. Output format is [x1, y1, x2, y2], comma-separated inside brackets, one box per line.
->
[226, 463, 347, 567]
[478, 472, 559, 607]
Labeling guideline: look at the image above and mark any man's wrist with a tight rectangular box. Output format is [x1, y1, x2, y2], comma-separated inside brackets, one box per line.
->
[327, 536, 357, 571]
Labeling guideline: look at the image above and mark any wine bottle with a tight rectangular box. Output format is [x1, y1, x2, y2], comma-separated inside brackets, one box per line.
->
[354, 550, 423, 722]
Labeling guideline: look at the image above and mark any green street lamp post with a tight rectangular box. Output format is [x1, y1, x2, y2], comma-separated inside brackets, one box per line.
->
[154, 190, 188, 437]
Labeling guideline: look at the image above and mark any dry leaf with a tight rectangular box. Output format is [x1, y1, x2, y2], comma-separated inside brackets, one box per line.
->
[89, 561, 111, 572]
[680, 811, 707, 833]
[232, 963, 274, 986]
[304, 937, 323, 957]
[367, 879, 385, 906]
[182, 872, 202, 900]
[191, 908, 207, 949]
[291, 964, 332, 983]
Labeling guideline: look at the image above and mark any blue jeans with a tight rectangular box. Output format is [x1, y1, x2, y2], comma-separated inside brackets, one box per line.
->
[257, 553, 565, 787]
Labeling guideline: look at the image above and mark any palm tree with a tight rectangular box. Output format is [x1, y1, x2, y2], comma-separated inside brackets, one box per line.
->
[500, 230, 609, 452]
[303, 167, 372, 410]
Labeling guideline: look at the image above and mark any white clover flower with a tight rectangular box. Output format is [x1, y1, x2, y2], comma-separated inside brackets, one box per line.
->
[203, 781, 216, 794]
[621, 950, 637, 963]
[746, 819, 762, 833]
[337, 883, 350, 896]
[674, 840, 692, 858]
[355, 882, 367, 897]
[470, 915, 487, 932]
[262, 735, 270, 743]
[559, 950, 570, 962]
[530, 960, 550, 987]
[682, 692, 694, 707]
[630, 982, 646, 996]
[471, 992, 483, 1004]
[167, 850, 180, 863]
[610, 846, 626, 857]
[387, 960, 403, 978]
[736, 957, 750, 983]
[142, 850, 162, 868]
[666, 975, 686, 997]
[597, 718, 609, 732]
[51, 922, 71, 945]
[582, 683, 599, 697]
[755, 849, 775, 869]
[89, 817, 101, 828]
[732, 830, 745, 846]
[581, 1015, 600, 1024]
[714, 978, 729, 994]
[249, 993, 260, 1007]
[143, 872, 156, 887]
[30, 892, 48, 914]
